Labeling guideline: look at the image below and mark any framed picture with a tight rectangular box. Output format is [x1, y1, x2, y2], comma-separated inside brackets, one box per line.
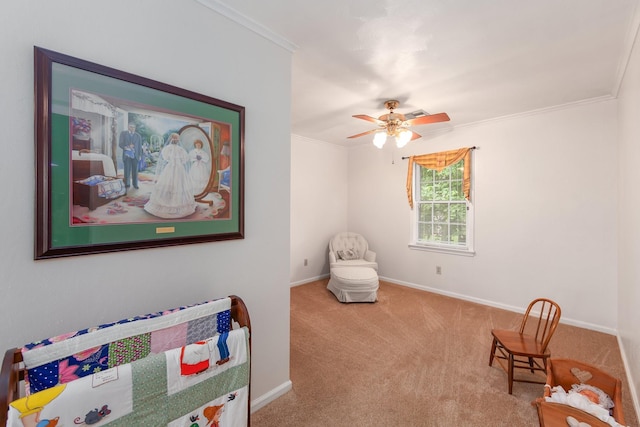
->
[34, 46, 244, 259]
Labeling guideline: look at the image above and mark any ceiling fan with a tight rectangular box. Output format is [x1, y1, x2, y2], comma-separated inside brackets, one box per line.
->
[348, 100, 450, 148]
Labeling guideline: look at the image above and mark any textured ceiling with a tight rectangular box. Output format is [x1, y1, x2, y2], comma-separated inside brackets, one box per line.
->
[205, 0, 639, 146]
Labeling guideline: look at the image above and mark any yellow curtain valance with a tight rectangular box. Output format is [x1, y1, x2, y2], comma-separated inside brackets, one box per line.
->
[406, 147, 473, 208]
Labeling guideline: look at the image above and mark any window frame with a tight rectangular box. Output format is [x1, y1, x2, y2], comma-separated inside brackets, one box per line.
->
[409, 160, 475, 256]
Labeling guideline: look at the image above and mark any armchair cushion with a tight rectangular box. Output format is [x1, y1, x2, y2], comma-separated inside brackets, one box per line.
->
[329, 232, 378, 271]
[363, 250, 376, 262]
[337, 249, 359, 260]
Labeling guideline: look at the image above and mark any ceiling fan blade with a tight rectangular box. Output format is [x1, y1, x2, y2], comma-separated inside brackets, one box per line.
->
[347, 129, 379, 139]
[406, 112, 450, 126]
[410, 131, 422, 141]
[353, 114, 385, 125]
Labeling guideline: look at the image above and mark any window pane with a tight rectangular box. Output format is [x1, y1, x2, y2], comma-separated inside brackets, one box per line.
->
[418, 223, 432, 241]
[431, 223, 448, 242]
[450, 161, 463, 180]
[418, 203, 432, 222]
[421, 184, 435, 201]
[433, 181, 448, 201]
[450, 224, 466, 244]
[450, 203, 466, 223]
[420, 167, 433, 184]
[433, 203, 448, 222]
[435, 168, 450, 181]
[450, 180, 463, 200]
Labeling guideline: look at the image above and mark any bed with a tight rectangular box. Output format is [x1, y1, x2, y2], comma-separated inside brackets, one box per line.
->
[0, 295, 251, 426]
[72, 149, 125, 210]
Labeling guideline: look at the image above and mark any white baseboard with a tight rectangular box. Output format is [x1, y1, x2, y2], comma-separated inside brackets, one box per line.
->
[251, 380, 293, 412]
[380, 275, 618, 335]
[290, 274, 329, 287]
[616, 335, 640, 423]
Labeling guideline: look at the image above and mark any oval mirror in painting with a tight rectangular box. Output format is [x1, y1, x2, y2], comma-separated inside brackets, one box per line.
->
[178, 124, 214, 202]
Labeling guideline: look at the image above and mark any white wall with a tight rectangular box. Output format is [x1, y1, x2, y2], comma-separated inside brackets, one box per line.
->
[617, 21, 640, 415]
[285, 18, 640, 419]
[289, 101, 620, 332]
[290, 135, 348, 284]
[0, 0, 291, 405]
[346, 101, 619, 332]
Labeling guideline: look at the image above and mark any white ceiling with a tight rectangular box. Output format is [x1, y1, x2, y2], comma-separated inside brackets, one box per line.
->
[206, 0, 639, 146]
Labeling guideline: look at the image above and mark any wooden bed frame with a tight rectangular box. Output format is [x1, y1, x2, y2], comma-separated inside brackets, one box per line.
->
[0, 295, 251, 426]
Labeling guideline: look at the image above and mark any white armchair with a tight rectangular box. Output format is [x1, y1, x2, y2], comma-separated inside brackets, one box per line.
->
[328, 232, 378, 271]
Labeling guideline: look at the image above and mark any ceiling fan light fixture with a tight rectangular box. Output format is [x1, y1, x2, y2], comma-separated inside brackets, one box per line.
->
[373, 131, 387, 148]
[349, 100, 450, 146]
[395, 129, 412, 148]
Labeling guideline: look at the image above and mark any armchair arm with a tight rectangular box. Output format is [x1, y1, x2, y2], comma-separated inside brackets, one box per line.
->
[364, 250, 376, 262]
[329, 251, 337, 264]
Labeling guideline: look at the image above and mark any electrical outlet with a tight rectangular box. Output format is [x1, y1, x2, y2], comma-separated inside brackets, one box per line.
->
[304, 258, 308, 266]
[436, 266, 442, 275]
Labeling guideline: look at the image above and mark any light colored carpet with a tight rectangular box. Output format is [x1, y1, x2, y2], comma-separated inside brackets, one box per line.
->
[251, 279, 638, 426]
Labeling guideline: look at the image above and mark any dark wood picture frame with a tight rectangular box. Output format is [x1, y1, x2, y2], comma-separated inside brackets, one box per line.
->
[34, 47, 245, 259]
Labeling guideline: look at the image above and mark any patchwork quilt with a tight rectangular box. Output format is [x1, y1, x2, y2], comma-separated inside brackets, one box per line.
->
[8, 298, 249, 426]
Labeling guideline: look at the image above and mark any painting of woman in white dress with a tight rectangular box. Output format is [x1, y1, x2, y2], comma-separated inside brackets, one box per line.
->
[144, 133, 197, 219]
[189, 139, 211, 195]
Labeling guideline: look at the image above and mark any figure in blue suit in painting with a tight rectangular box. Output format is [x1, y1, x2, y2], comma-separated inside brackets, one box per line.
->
[119, 123, 143, 189]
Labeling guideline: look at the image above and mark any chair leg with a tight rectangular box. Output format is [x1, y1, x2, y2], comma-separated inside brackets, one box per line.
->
[489, 337, 497, 366]
[508, 353, 514, 394]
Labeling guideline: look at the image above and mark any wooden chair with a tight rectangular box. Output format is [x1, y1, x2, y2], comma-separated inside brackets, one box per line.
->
[489, 298, 561, 394]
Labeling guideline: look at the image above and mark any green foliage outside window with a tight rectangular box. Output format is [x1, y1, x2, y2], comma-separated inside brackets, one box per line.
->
[416, 160, 467, 246]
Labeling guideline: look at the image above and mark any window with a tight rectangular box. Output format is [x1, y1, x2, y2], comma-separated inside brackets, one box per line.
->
[407, 149, 474, 255]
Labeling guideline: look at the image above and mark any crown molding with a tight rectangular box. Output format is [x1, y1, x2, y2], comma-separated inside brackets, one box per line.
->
[452, 95, 616, 131]
[195, 0, 298, 53]
[612, 0, 640, 97]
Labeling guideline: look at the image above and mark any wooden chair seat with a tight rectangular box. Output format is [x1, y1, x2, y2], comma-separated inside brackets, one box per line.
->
[491, 329, 550, 357]
[489, 298, 561, 394]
